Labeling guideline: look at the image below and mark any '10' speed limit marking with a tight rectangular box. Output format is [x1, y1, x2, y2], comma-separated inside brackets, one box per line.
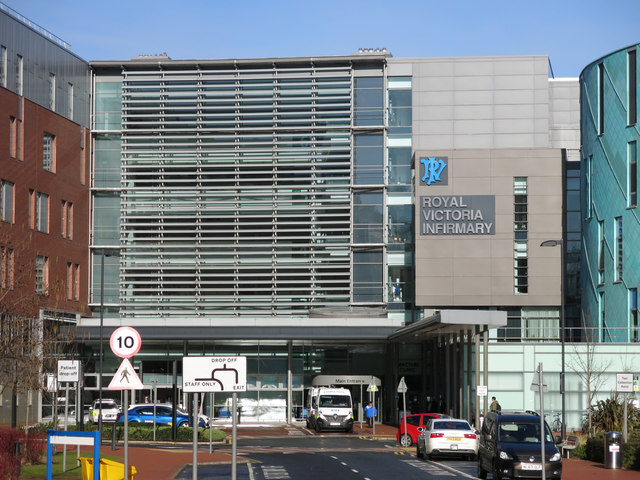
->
[110, 326, 142, 358]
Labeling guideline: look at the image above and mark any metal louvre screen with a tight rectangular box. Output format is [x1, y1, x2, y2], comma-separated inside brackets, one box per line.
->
[120, 64, 353, 317]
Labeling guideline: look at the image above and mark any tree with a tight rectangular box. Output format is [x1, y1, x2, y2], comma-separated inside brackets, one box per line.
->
[567, 339, 611, 435]
[0, 231, 75, 427]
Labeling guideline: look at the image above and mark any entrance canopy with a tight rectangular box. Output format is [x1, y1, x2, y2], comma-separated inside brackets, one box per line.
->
[388, 309, 507, 342]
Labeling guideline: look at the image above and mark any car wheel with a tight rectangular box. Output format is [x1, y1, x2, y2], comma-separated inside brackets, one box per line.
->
[477, 457, 487, 479]
[416, 442, 423, 459]
[346, 425, 353, 433]
[400, 433, 412, 447]
[178, 421, 189, 427]
[315, 422, 321, 433]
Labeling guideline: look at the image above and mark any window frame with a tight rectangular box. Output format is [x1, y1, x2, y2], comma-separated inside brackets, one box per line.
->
[43, 132, 56, 172]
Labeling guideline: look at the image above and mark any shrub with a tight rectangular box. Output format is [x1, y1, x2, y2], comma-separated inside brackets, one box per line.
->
[585, 436, 605, 463]
[0, 429, 24, 480]
[23, 433, 47, 465]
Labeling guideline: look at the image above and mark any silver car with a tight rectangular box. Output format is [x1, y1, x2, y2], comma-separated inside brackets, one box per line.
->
[416, 418, 479, 460]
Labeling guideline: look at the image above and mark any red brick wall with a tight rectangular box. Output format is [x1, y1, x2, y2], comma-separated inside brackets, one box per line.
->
[0, 87, 90, 316]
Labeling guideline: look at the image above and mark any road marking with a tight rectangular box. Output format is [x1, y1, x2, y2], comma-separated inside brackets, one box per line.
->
[427, 460, 478, 479]
[261, 465, 290, 479]
[401, 459, 456, 476]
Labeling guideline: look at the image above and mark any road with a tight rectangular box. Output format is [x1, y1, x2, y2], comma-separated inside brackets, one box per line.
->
[177, 434, 480, 479]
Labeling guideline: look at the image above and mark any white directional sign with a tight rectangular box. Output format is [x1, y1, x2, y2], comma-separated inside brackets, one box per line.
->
[57, 360, 81, 383]
[108, 358, 144, 390]
[530, 372, 548, 392]
[110, 326, 142, 358]
[476, 385, 488, 397]
[183, 356, 247, 393]
[397, 377, 408, 394]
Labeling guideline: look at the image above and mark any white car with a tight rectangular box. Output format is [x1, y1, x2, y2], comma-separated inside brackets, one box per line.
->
[416, 418, 479, 460]
[90, 399, 120, 423]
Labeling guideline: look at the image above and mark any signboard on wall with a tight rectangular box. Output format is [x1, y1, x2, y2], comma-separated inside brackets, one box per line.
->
[419, 195, 495, 235]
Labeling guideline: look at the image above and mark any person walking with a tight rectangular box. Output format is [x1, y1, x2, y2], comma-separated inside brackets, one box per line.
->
[364, 401, 377, 427]
[490, 396, 501, 412]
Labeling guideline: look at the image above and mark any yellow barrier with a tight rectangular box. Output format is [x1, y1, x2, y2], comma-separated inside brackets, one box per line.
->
[77, 457, 137, 480]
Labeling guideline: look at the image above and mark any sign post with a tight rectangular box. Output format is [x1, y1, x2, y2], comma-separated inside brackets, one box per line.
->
[57, 360, 80, 472]
[531, 363, 548, 480]
[367, 378, 378, 435]
[397, 377, 408, 445]
[617, 373, 634, 441]
[108, 327, 143, 480]
[183, 356, 247, 480]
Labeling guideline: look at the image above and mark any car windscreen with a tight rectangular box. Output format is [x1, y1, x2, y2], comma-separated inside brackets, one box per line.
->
[498, 422, 554, 443]
[319, 395, 351, 407]
[433, 421, 471, 430]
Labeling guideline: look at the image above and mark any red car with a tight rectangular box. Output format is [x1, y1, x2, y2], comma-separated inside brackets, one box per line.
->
[397, 413, 450, 446]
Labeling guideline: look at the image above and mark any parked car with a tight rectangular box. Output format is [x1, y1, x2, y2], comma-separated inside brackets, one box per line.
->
[129, 403, 209, 427]
[396, 412, 450, 446]
[90, 399, 120, 423]
[416, 417, 478, 460]
[117, 404, 206, 427]
[477, 411, 562, 479]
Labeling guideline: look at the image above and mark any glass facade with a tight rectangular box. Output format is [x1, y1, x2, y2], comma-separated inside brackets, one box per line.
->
[581, 43, 640, 342]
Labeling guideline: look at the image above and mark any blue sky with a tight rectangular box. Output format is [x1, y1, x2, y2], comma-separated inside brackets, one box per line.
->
[5, 0, 640, 78]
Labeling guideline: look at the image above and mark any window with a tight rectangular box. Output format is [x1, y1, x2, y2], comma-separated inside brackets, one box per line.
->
[49, 73, 56, 110]
[514, 178, 528, 294]
[598, 62, 605, 135]
[353, 249, 383, 302]
[30, 191, 49, 233]
[9, 116, 16, 157]
[629, 49, 637, 126]
[67, 82, 74, 120]
[598, 219, 604, 284]
[16, 54, 23, 96]
[0, 45, 6, 88]
[67, 263, 80, 301]
[615, 217, 623, 281]
[0, 246, 14, 289]
[43, 133, 56, 172]
[630, 289, 638, 342]
[630, 142, 638, 207]
[353, 191, 383, 243]
[354, 77, 384, 126]
[354, 134, 383, 185]
[61, 200, 73, 239]
[35, 255, 48, 294]
[1, 180, 14, 223]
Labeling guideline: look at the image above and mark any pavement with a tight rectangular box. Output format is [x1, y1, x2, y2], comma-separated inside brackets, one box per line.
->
[41, 422, 640, 479]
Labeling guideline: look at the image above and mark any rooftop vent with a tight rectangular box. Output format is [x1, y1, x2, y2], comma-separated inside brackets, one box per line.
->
[355, 48, 391, 56]
[131, 52, 171, 61]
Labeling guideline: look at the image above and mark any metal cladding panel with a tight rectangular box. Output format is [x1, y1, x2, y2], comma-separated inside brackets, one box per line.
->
[0, 9, 90, 127]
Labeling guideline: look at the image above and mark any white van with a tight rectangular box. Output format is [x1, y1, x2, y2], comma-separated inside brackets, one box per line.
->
[306, 387, 353, 433]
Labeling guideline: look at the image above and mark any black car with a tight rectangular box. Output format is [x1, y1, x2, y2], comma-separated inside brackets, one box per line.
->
[477, 411, 562, 480]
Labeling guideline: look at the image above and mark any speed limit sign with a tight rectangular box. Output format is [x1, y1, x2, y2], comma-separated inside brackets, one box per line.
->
[110, 326, 142, 358]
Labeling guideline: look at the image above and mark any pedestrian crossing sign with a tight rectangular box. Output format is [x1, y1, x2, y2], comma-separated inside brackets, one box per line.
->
[108, 358, 144, 390]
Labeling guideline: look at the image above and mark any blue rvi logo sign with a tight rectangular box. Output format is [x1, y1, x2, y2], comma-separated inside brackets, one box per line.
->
[420, 156, 448, 186]
[420, 195, 495, 235]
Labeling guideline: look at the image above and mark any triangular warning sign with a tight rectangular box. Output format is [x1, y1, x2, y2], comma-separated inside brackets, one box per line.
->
[108, 358, 144, 390]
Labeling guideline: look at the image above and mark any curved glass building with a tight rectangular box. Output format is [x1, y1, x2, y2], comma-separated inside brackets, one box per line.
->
[581, 43, 640, 342]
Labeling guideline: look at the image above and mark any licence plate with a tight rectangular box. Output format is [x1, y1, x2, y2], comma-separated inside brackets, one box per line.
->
[330, 422, 341, 426]
[447, 437, 461, 441]
[521, 463, 542, 470]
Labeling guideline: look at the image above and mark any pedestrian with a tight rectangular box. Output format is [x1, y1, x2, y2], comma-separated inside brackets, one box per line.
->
[364, 401, 377, 427]
[490, 396, 501, 412]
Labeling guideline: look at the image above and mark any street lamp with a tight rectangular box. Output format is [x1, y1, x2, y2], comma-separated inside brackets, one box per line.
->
[540, 239, 565, 440]
[96, 248, 120, 443]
